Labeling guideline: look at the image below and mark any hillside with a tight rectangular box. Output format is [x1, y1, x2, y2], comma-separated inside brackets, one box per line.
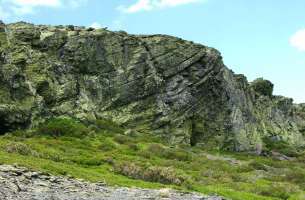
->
[0, 118, 305, 199]
[0, 164, 219, 200]
[0, 21, 305, 200]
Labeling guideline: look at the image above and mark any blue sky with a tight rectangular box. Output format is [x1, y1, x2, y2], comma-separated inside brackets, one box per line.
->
[0, 0, 304, 103]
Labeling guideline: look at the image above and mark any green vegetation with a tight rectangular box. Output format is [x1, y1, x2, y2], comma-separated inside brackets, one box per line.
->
[36, 118, 90, 137]
[0, 118, 304, 200]
[263, 136, 301, 157]
[114, 162, 189, 186]
[251, 78, 274, 97]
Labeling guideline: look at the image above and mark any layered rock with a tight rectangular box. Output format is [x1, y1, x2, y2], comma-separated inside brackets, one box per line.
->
[0, 165, 221, 200]
[0, 22, 304, 151]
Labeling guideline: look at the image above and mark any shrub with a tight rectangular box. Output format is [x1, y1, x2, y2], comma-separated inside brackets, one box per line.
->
[42, 152, 63, 162]
[263, 137, 299, 157]
[67, 25, 74, 30]
[114, 162, 188, 185]
[201, 169, 224, 179]
[96, 119, 124, 134]
[162, 148, 192, 161]
[138, 149, 153, 159]
[143, 166, 187, 185]
[86, 27, 95, 31]
[98, 138, 117, 151]
[146, 143, 165, 154]
[285, 170, 305, 184]
[236, 164, 255, 173]
[248, 161, 268, 171]
[258, 182, 300, 199]
[138, 143, 164, 159]
[113, 134, 133, 145]
[115, 162, 143, 179]
[7, 130, 34, 138]
[127, 143, 140, 151]
[37, 118, 89, 137]
[5, 142, 38, 156]
[250, 78, 274, 97]
[76, 158, 103, 166]
[103, 157, 115, 165]
[141, 144, 192, 161]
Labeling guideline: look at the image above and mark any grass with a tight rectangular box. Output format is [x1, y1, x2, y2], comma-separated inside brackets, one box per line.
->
[0, 118, 304, 200]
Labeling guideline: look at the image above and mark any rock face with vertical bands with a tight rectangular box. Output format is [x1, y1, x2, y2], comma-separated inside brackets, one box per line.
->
[0, 22, 304, 151]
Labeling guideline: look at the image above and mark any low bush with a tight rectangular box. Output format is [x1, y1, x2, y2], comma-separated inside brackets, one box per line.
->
[7, 130, 34, 138]
[163, 148, 192, 161]
[141, 144, 192, 161]
[37, 118, 90, 137]
[143, 166, 188, 185]
[285, 170, 305, 185]
[114, 162, 189, 186]
[127, 143, 140, 151]
[4, 142, 38, 156]
[115, 162, 142, 179]
[75, 157, 104, 166]
[138, 143, 164, 159]
[103, 157, 115, 165]
[248, 161, 268, 171]
[98, 138, 117, 151]
[42, 152, 63, 162]
[96, 119, 124, 134]
[146, 143, 165, 154]
[250, 78, 274, 97]
[113, 134, 133, 145]
[263, 137, 299, 157]
[258, 182, 300, 199]
[201, 169, 230, 181]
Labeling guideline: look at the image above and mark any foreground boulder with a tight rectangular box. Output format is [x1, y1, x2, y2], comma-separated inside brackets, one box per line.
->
[0, 22, 304, 151]
[0, 165, 222, 200]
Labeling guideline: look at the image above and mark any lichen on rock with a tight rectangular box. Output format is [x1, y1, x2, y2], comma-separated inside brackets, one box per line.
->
[0, 21, 304, 152]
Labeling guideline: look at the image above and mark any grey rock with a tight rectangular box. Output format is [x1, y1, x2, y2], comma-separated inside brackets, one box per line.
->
[0, 22, 304, 151]
[0, 165, 222, 200]
[0, 20, 5, 33]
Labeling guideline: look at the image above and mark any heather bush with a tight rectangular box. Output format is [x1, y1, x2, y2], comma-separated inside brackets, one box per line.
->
[37, 118, 89, 137]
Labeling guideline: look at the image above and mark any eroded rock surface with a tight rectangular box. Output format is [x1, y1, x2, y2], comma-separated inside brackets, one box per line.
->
[0, 165, 222, 200]
[0, 22, 304, 151]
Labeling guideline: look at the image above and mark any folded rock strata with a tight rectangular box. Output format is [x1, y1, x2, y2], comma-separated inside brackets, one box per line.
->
[0, 21, 304, 151]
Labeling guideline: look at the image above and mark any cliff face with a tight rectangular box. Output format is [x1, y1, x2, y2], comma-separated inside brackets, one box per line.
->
[0, 22, 304, 151]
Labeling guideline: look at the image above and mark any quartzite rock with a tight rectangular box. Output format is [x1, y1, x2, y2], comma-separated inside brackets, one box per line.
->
[0, 21, 304, 151]
[0, 164, 223, 200]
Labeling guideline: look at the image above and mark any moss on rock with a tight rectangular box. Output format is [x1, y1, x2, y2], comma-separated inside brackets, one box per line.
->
[0, 21, 304, 152]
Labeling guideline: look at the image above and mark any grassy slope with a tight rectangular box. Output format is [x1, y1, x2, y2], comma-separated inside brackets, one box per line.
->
[0, 119, 304, 200]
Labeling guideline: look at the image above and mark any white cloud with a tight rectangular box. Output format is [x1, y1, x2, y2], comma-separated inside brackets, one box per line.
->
[5, 0, 61, 15]
[119, 0, 153, 13]
[0, 0, 87, 17]
[89, 22, 102, 29]
[119, 0, 205, 13]
[11, 0, 61, 7]
[290, 29, 305, 51]
[67, 0, 88, 8]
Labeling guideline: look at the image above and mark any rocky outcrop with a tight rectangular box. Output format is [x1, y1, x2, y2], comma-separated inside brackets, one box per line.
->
[0, 22, 304, 151]
[0, 164, 222, 200]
